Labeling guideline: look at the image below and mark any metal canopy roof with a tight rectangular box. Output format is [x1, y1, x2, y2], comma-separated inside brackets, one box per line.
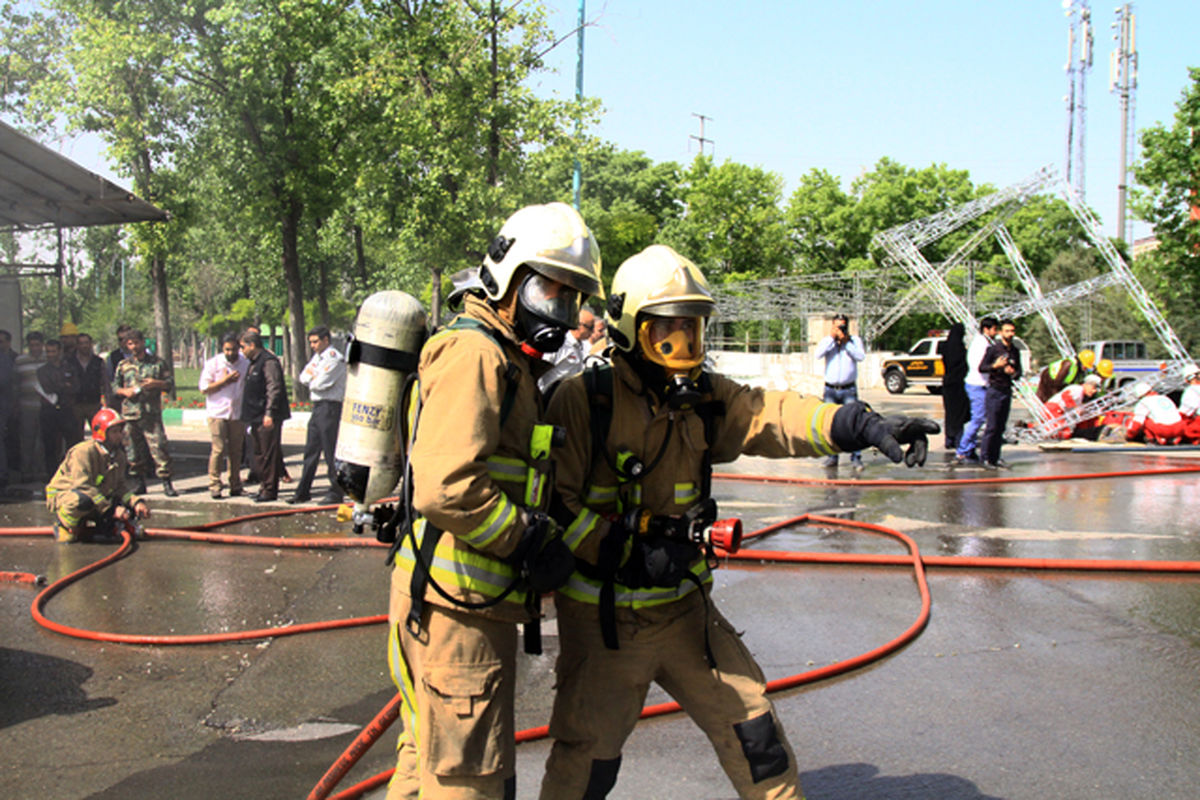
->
[0, 119, 168, 232]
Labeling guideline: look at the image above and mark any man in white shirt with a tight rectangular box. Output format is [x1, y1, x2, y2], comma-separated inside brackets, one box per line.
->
[290, 325, 347, 504]
[199, 333, 250, 499]
[814, 313, 865, 468]
[953, 316, 998, 465]
[551, 307, 594, 366]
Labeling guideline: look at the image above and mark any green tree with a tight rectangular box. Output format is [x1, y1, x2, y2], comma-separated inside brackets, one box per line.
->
[1133, 67, 1200, 270]
[519, 142, 682, 283]
[659, 156, 791, 283]
[784, 168, 859, 274]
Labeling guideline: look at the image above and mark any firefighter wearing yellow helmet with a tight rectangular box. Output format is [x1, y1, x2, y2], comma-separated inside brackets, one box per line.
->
[538, 245, 939, 800]
[1036, 349, 1095, 403]
[385, 202, 602, 800]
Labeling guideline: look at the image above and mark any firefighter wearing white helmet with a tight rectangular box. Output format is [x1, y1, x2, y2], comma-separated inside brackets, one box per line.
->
[385, 202, 602, 800]
[538, 244, 940, 800]
[1127, 381, 1185, 445]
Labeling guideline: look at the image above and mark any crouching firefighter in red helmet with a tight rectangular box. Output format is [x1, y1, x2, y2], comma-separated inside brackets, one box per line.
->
[538, 245, 940, 800]
[385, 202, 603, 800]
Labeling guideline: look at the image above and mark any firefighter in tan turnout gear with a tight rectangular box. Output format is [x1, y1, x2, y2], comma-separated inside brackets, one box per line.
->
[539, 245, 939, 800]
[46, 407, 149, 543]
[386, 203, 603, 800]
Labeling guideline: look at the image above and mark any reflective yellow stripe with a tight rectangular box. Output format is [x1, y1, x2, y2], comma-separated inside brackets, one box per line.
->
[486, 455, 526, 483]
[586, 484, 617, 505]
[559, 562, 712, 608]
[460, 495, 517, 549]
[93, 474, 104, 486]
[563, 508, 600, 551]
[674, 482, 700, 505]
[530, 424, 555, 460]
[809, 403, 838, 456]
[396, 525, 526, 604]
[387, 620, 420, 754]
[629, 484, 642, 507]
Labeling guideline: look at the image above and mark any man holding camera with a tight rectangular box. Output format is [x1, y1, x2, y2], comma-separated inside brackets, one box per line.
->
[815, 313, 866, 468]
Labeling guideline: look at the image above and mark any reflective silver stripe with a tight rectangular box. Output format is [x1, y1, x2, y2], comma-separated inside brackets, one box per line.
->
[486, 455, 526, 483]
[559, 562, 712, 608]
[586, 484, 618, 505]
[563, 508, 600, 551]
[460, 495, 517, 549]
[674, 482, 699, 505]
[396, 537, 525, 602]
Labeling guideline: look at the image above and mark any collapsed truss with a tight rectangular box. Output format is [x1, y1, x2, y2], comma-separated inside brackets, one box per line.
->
[871, 165, 1192, 441]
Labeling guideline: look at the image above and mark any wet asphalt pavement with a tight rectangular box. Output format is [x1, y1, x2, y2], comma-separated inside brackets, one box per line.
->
[3, 388, 1200, 800]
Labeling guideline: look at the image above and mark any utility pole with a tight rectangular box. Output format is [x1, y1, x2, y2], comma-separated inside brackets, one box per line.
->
[690, 113, 714, 156]
[572, 0, 585, 210]
[1063, 0, 1093, 202]
[1110, 3, 1137, 245]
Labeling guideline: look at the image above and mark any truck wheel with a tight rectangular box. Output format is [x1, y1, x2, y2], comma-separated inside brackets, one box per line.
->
[884, 369, 907, 394]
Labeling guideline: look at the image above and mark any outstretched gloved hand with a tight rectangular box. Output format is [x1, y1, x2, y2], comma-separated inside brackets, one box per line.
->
[830, 402, 941, 467]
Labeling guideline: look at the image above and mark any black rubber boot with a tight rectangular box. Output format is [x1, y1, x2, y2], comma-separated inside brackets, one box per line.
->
[162, 478, 178, 498]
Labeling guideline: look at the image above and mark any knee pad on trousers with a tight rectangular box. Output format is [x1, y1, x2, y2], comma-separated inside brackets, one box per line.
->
[71, 490, 96, 513]
[582, 755, 622, 799]
[503, 775, 515, 800]
[733, 711, 789, 784]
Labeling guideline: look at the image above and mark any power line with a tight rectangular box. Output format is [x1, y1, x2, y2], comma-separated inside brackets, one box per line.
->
[689, 113, 714, 157]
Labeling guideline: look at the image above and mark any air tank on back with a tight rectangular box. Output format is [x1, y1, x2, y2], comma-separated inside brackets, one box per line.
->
[334, 290, 427, 512]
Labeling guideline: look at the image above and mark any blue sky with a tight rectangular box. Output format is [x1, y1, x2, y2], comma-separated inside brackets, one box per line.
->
[44, 1, 1197, 244]
[529, 0, 1200, 241]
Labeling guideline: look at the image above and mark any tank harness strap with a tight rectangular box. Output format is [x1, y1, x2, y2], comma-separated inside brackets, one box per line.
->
[404, 316, 523, 639]
[575, 365, 725, 654]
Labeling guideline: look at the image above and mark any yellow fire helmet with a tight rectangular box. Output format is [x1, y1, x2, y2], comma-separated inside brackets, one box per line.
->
[605, 245, 716, 372]
[1076, 349, 1095, 370]
[1096, 359, 1114, 379]
[479, 202, 604, 303]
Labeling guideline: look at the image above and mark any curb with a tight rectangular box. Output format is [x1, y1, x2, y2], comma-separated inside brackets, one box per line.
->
[162, 408, 312, 430]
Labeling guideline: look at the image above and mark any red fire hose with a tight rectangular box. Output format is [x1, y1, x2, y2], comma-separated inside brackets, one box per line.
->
[5, 465, 1200, 799]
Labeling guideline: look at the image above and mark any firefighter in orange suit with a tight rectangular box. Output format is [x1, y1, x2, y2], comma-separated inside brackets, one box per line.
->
[46, 408, 149, 543]
[386, 203, 603, 800]
[539, 245, 939, 800]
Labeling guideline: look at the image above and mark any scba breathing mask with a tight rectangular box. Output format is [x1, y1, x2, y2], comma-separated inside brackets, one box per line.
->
[637, 315, 705, 373]
[516, 271, 582, 353]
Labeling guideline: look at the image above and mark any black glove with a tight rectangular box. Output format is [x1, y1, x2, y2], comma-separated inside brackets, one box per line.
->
[831, 402, 941, 467]
[527, 536, 574, 594]
[617, 535, 699, 588]
[505, 512, 575, 593]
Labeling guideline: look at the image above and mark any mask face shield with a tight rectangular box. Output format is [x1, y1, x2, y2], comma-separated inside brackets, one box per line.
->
[637, 315, 705, 372]
[516, 271, 582, 353]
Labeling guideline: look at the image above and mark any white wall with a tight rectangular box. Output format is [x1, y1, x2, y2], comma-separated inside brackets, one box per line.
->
[710, 349, 887, 392]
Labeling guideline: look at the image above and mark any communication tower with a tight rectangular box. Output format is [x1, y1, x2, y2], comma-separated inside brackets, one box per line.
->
[1063, 0, 1093, 202]
[1110, 4, 1138, 244]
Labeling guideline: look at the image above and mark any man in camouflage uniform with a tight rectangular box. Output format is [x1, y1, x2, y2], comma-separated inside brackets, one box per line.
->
[113, 330, 177, 497]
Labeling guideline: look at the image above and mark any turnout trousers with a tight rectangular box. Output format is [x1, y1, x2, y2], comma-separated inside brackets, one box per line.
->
[386, 570, 518, 800]
[539, 592, 802, 800]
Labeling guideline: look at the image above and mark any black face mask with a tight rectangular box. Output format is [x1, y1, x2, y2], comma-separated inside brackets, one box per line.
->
[516, 300, 568, 353]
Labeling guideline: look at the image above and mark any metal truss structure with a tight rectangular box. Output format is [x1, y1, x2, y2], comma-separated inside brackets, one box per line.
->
[872, 165, 1192, 441]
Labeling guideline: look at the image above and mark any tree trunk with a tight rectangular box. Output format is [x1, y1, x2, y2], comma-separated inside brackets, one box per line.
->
[318, 257, 331, 327]
[281, 196, 308, 401]
[149, 252, 174, 397]
[353, 224, 367, 287]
